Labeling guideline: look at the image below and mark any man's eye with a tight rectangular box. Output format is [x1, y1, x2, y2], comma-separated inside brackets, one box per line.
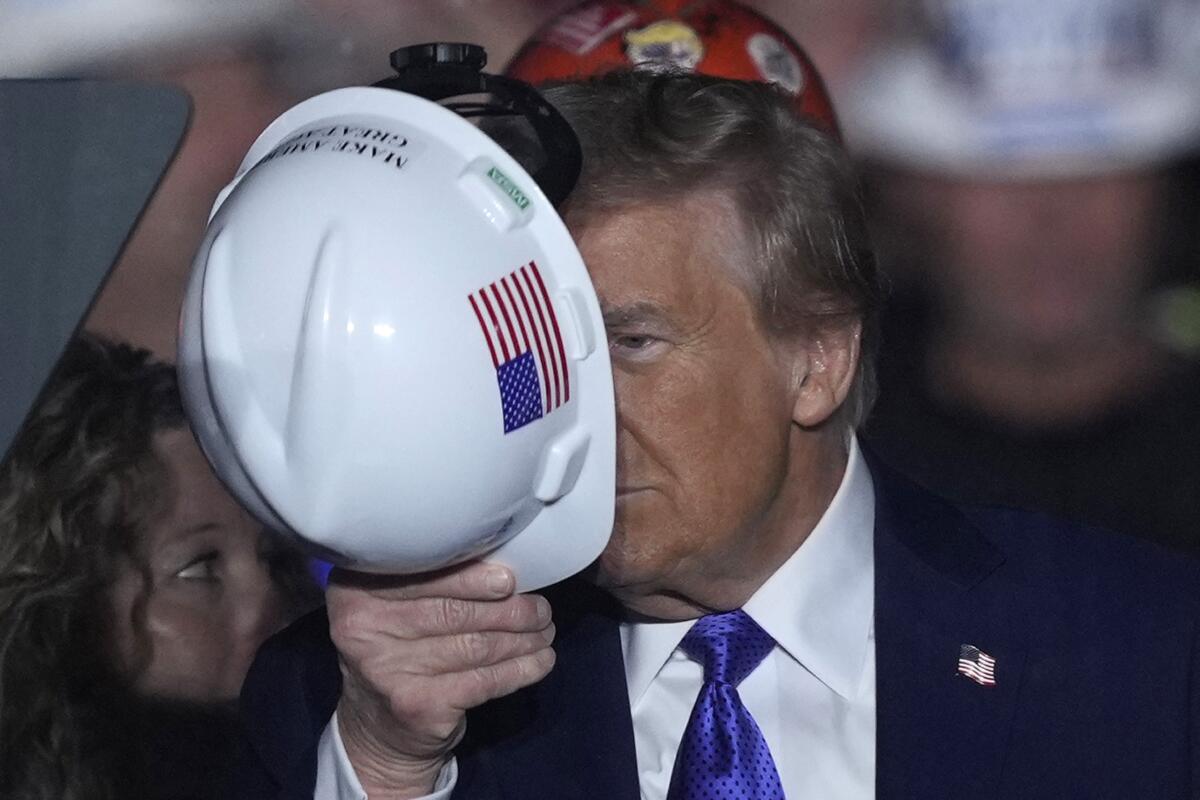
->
[176, 552, 220, 581]
[610, 334, 656, 351]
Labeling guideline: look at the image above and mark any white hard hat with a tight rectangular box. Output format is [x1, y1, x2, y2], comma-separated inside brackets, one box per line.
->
[840, 0, 1200, 178]
[178, 45, 615, 592]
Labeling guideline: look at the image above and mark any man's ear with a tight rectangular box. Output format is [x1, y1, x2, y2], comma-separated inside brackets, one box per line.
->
[789, 318, 862, 428]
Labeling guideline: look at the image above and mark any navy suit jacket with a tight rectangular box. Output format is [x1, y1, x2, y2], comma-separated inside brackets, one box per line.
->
[236, 464, 1200, 798]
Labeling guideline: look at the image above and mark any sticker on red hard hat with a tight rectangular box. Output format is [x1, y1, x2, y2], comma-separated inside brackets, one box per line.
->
[542, 2, 639, 56]
[468, 261, 571, 433]
[623, 20, 705, 71]
[746, 32, 804, 95]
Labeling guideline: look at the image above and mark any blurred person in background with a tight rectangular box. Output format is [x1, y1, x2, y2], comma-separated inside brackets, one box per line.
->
[841, 0, 1200, 552]
[0, 333, 321, 800]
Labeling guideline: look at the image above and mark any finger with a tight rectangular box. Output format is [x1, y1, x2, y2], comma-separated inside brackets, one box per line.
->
[442, 649, 558, 711]
[391, 594, 552, 638]
[329, 561, 515, 602]
[405, 626, 557, 675]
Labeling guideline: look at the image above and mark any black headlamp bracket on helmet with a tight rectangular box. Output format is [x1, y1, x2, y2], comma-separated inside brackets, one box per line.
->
[374, 43, 581, 208]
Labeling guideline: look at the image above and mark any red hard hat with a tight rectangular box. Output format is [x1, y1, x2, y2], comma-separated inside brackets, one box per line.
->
[504, 0, 840, 138]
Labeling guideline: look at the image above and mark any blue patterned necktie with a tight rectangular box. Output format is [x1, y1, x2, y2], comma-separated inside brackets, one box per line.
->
[666, 609, 786, 800]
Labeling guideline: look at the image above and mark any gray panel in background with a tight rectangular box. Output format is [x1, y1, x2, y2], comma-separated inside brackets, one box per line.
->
[0, 79, 190, 462]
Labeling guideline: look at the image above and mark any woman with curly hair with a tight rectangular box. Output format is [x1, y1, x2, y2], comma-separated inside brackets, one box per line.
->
[0, 333, 320, 799]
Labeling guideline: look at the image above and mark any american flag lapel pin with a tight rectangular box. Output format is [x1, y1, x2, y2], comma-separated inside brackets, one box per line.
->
[957, 644, 996, 686]
[468, 260, 571, 434]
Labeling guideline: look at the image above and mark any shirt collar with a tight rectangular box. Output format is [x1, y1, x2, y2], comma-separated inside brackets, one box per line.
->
[619, 436, 876, 704]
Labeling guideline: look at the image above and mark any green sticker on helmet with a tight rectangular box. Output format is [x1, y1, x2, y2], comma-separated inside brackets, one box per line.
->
[487, 166, 531, 211]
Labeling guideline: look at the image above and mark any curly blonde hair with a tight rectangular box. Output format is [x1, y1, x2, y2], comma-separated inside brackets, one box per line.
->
[0, 334, 229, 798]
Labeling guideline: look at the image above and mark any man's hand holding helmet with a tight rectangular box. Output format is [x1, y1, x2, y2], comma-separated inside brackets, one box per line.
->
[328, 562, 554, 797]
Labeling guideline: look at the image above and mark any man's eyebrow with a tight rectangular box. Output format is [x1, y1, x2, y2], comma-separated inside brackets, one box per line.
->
[601, 301, 672, 328]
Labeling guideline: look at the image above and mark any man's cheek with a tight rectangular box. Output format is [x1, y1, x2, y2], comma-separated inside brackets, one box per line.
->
[642, 378, 696, 423]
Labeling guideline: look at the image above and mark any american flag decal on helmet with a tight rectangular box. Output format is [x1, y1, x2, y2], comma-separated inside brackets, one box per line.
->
[469, 261, 570, 434]
[957, 644, 996, 686]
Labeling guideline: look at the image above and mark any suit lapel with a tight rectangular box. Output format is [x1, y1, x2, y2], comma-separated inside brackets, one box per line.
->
[465, 582, 640, 800]
[871, 463, 1031, 799]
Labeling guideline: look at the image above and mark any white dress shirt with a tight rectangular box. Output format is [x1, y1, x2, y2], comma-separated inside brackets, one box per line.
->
[316, 439, 876, 799]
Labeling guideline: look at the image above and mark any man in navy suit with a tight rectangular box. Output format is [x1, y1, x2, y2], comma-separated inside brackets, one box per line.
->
[236, 70, 1200, 799]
